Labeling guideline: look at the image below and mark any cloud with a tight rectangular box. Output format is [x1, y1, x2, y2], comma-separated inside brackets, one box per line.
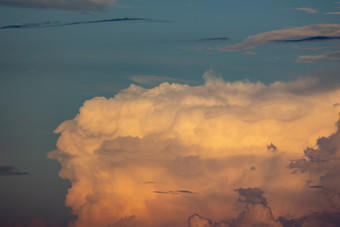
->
[188, 188, 282, 227]
[0, 165, 29, 176]
[326, 12, 340, 15]
[0, 17, 166, 30]
[267, 143, 277, 152]
[218, 24, 340, 52]
[197, 37, 229, 42]
[0, 0, 117, 12]
[296, 49, 340, 63]
[129, 75, 189, 86]
[296, 7, 318, 13]
[50, 70, 340, 227]
[243, 51, 257, 55]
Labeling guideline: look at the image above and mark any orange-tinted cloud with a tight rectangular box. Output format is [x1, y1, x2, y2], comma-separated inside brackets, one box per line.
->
[50, 70, 340, 226]
[218, 24, 340, 51]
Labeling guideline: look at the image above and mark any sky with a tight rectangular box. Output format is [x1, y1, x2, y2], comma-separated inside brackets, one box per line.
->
[0, 0, 340, 226]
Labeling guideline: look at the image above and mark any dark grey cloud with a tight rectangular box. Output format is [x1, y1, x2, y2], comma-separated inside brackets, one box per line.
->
[279, 211, 340, 227]
[0, 165, 29, 176]
[267, 143, 277, 152]
[235, 187, 267, 206]
[197, 37, 229, 42]
[289, 118, 340, 172]
[188, 187, 281, 227]
[277, 36, 340, 42]
[153, 190, 193, 194]
[309, 185, 322, 189]
[0, 17, 169, 30]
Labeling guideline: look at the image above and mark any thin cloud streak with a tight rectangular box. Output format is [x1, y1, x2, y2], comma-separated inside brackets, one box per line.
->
[218, 24, 340, 52]
[197, 37, 229, 42]
[0, 17, 169, 30]
[296, 7, 318, 13]
[296, 49, 340, 63]
[326, 12, 340, 15]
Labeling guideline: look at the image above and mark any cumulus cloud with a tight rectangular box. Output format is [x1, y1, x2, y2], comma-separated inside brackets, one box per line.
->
[296, 49, 340, 63]
[296, 8, 318, 13]
[0, 0, 117, 11]
[218, 24, 340, 52]
[50, 70, 340, 227]
[0, 165, 29, 176]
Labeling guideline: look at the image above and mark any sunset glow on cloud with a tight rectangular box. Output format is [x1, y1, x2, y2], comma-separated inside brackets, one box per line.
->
[49, 71, 340, 227]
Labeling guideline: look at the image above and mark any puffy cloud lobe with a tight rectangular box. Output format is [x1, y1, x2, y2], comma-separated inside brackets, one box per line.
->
[0, 0, 116, 12]
[218, 24, 340, 51]
[50, 71, 340, 226]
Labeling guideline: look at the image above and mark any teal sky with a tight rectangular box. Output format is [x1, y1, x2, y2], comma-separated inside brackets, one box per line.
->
[0, 0, 340, 226]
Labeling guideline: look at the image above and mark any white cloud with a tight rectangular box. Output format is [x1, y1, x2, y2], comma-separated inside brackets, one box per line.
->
[50, 70, 340, 227]
[218, 24, 340, 52]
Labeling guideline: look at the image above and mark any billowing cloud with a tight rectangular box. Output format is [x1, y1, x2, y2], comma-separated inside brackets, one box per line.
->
[0, 165, 29, 176]
[296, 49, 340, 63]
[218, 24, 340, 52]
[50, 70, 340, 227]
[296, 7, 318, 13]
[0, 0, 117, 11]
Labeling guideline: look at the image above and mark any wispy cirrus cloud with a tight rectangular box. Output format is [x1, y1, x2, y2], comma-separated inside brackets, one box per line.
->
[0, 17, 168, 30]
[296, 49, 340, 63]
[326, 12, 340, 15]
[0, 0, 116, 12]
[296, 7, 318, 13]
[218, 24, 340, 52]
[0, 165, 29, 176]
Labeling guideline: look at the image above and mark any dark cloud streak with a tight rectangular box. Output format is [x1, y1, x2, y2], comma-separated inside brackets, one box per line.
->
[277, 35, 340, 42]
[197, 37, 229, 42]
[0, 17, 169, 30]
[0, 165, 29, 176]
